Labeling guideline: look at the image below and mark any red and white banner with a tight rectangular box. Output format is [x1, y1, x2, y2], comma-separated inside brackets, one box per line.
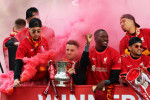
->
[1, 85, 150, 100]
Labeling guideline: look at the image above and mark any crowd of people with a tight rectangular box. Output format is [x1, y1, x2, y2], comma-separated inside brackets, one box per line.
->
[2, 7, 150, 100]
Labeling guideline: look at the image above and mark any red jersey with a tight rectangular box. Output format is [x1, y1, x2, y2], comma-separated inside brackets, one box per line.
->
[3, 31, 18, 52]
[15, 26, 55, 49]
[16, 37, 48, 59]
[3, 31, 18, 69]
[119, 28, 150, 55]
[121, 55, 150, 75]
[86, 46, 121, 85]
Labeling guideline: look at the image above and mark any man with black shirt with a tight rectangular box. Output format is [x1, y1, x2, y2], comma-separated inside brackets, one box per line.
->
[3, 18, 26, 70]
[3, 18, 26, 49]
[66, 40, 86, 85]
[13, 18, 49, 88]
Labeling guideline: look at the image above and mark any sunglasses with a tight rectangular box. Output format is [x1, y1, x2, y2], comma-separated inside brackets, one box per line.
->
[134, 45, 143, 49]
[30, 30, 41, 33]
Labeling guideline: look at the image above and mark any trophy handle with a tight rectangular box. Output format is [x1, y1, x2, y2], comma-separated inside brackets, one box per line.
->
[48, 60, 53, 66]
[48, 60, 56, 69]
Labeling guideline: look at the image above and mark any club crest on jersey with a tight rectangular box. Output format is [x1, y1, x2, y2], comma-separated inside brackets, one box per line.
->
[103, 57, 107, 64]
[91, 65, 96, 72]
[118, 58, 121, 63]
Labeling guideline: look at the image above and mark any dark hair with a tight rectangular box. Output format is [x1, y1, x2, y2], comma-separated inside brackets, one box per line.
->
[129, 37, 142, 46]
[66, 40, 79, 48]
[29, 18, 42, 28]
[15, 18, 26, 27]
[94, 29, 107, 36]
[26, 7, 39, 19]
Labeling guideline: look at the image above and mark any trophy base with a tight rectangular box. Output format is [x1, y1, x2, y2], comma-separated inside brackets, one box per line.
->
[56, 81, 67, 87]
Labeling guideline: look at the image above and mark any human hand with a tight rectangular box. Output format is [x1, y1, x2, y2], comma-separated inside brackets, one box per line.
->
[14, 42, 20, 46]
[86, 34, 92, 46]
[67, 67, 75, 75]
[94, 80, 106, 92]
[13, 79, 21, 88]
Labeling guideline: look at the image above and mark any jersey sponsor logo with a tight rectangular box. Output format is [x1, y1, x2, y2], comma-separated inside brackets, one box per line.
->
[103, 57, 107, 64]
[91, 65, 107, 72]
[96, 67, 107, 72]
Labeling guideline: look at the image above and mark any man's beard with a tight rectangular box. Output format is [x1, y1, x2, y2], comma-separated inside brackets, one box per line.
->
[135, 53, 142, 56]
[122, 28, 127, 32]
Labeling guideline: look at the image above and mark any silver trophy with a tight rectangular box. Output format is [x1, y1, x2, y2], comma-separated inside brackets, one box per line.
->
[124, 66, 150, 99]
[54, 61, 71, 87]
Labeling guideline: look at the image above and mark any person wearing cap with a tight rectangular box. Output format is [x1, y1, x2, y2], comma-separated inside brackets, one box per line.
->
[80, 29, 121, 100]
[120, 37, 150, 77]
[13, 18, 49, 88]
[120, 14, 150, 56]
[15, 7, 55, 49]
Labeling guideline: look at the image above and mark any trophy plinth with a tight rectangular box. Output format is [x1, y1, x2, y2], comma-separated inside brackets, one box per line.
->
[54, 61, 70, 87]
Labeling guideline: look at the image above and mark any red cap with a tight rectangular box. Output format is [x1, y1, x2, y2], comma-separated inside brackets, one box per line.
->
[121, 14, 140, 28]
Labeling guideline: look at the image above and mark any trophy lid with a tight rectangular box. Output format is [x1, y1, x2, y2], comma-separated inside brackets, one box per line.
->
[126, 68, 140, 81]
[56, 61, 69, 63]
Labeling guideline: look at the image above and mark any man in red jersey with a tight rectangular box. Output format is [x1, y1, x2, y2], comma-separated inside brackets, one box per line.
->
[120, 37, 150, 76]
[120, 14, 150, 56]
[65, 40, 86, 85]
[15, 7, 55, 49]
[80, 29, 121, 100]
[13, 18, 49, 88]
[3, 18, 26, 51]
[3, 19, 26, 71]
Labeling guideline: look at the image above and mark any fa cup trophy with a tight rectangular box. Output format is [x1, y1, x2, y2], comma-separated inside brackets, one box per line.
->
[122, 64, 150, 100]
[54, 61, 71, 87]
[43, 60, 74, 99]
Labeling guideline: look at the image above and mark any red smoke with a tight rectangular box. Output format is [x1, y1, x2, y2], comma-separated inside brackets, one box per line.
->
[1, 0, 150, 96]
[0, 71, 14, 95]
[0, 50, 56, 95]
[21, 50, 56, 82]
[0, 0, 150, 68]
[1, 0, 150, 82]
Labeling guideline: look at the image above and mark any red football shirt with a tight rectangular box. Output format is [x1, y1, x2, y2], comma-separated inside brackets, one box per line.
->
[119, 28, 150, 55]
[120, 55, 150, 75]
[15, 26, 55, 49]
[86, 46, 121, 85]
[16, 37, 48, 59]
